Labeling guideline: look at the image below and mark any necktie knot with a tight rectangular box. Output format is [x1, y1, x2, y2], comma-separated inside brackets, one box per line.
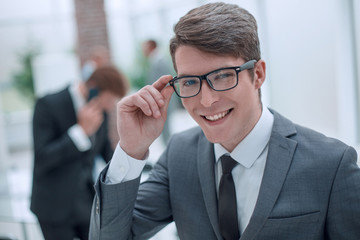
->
[220, 155, 238, 174]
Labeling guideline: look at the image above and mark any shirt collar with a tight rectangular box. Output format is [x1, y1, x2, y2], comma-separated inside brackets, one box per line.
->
[214, 107, 274, 168]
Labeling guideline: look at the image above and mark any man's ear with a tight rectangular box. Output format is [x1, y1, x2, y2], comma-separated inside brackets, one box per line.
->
[254, 59, 266, 90]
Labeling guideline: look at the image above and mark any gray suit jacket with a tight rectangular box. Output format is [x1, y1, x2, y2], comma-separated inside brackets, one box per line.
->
[89, 110, 360, 240]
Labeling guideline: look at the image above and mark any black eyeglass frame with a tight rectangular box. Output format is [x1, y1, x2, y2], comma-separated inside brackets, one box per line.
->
[169, 59, 257, 98]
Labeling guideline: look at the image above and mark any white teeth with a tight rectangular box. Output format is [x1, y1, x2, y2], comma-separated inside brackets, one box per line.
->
[204, 110, 230, 121]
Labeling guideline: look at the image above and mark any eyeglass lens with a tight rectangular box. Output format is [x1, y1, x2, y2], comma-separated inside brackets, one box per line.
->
[173, 68, 237, 97]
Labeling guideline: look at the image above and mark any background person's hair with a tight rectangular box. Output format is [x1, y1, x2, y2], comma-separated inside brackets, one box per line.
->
[87, 65, 129, 98]
[169, 2, 261, 72]
[146, 39, 157, 50]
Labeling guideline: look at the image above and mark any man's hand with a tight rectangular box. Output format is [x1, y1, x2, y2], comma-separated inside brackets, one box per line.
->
[78, 98, 104, 136]
[117, 75, 174, 159]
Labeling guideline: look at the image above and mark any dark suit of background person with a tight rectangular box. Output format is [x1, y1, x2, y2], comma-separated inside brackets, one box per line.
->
[89, 3, 360, 240]
[31, 66, 129, 240]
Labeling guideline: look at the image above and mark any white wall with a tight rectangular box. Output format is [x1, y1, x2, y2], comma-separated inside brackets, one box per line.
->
[32, 53, 81, 98]
[105, 0, 200, 71]
[0, 0, 76, 85]
[260, 0, 358, 146]
[353, 0, 360, 146]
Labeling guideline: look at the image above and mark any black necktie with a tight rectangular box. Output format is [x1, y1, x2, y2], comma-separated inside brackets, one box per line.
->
[218, 155, 240, 240]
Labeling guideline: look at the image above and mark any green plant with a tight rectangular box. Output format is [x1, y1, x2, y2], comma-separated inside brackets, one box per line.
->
[12, 47, 39, 101]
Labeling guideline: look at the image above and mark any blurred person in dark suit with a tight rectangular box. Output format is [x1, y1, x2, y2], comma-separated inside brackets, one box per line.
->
[30, 65, 129, 240]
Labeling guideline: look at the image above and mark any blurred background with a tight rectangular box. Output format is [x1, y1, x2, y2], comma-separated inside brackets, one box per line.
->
[0, 0, 359, 239]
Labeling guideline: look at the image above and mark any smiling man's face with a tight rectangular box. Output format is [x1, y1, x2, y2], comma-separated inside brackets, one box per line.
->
[175, 45, 265, 152]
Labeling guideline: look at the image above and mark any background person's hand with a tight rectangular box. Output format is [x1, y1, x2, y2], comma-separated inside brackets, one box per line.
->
[78, 98, 104, 136]
[117, 75, 174, 159]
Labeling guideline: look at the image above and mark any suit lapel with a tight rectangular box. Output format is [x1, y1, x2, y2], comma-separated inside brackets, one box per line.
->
[197, 133, 222, 240]
[241, 110, 298, 240]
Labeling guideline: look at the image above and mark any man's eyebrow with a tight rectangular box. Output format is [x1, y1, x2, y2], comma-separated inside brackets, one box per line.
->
[176, 70, 213, 78]
[176, 72, 202, 77]
[177, 73, 192, 77]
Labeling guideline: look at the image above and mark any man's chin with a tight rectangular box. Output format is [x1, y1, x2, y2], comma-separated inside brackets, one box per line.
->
[203, 131, 227, 145]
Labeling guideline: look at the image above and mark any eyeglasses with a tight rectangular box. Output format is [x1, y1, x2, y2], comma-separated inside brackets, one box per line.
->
[169, 60, 257, 98]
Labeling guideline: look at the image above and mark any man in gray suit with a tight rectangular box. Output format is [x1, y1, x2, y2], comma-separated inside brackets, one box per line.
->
[89, 2, 360, 240]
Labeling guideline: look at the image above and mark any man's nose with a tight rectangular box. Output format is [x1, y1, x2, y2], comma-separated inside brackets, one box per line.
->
[199, 81, 219, 107]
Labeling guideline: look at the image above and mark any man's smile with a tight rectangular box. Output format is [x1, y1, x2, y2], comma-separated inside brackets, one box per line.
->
[202, 109, 233, 122]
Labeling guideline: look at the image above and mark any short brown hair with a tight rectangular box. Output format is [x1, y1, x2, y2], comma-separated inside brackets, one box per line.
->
[169, 2, 261, 71]
[87, 65, 129, 98]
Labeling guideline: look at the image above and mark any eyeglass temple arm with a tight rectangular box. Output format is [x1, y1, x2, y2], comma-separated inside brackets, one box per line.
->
[239, 60, 257, 71]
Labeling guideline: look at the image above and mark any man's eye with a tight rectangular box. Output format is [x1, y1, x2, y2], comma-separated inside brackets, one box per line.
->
[183, 79, 198, 87]
[214, 72, 234, 80]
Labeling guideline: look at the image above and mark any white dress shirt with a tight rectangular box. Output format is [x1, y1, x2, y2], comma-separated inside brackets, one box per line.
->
[106, 108, 274, 234]
[214, 107, 274, 234]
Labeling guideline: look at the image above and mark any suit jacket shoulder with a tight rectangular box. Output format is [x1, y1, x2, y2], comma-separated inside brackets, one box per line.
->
[248, 109, 360, 240]
[271, 109, 354, 166]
